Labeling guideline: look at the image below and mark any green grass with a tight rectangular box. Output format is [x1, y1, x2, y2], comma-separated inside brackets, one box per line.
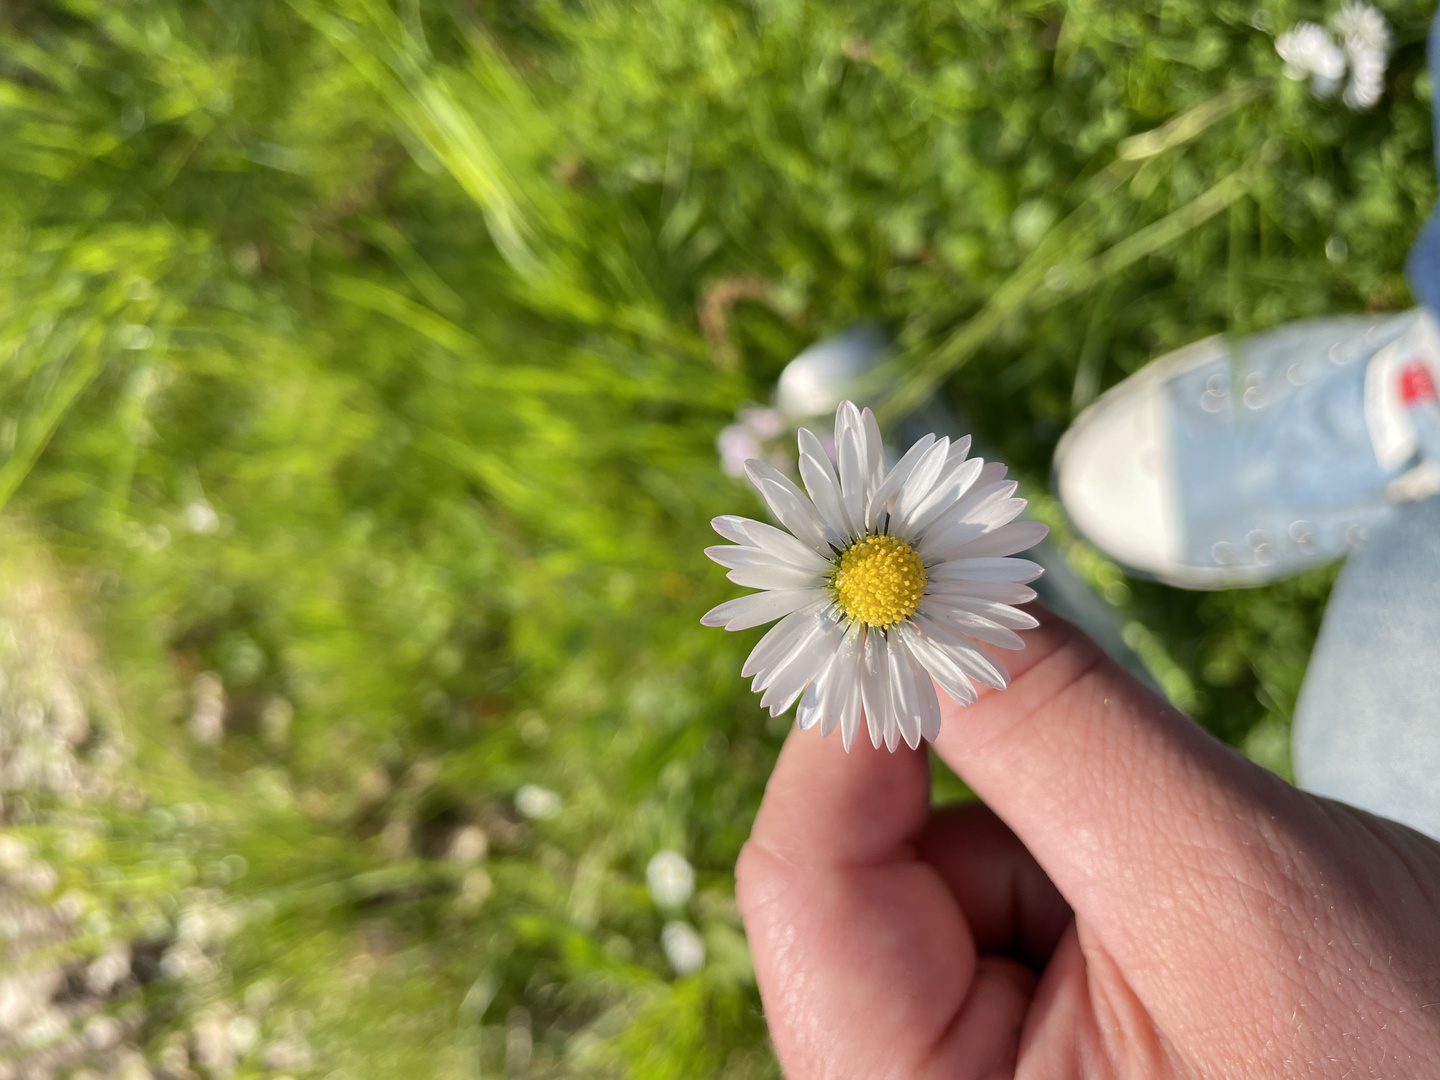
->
[0, 0, 1434, 1075]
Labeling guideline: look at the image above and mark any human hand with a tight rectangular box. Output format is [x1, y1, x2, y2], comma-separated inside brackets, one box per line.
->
[736, 613, 1440, 1078]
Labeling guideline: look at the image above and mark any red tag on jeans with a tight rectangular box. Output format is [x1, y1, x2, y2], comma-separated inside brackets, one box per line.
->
[1400, 359, 1438, 406]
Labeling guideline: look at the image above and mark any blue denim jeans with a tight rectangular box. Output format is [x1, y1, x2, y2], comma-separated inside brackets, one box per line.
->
[1292, 14, 1440, 839]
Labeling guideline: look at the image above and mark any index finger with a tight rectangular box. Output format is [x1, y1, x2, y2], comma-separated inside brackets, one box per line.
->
[929, 610, 1315, 966]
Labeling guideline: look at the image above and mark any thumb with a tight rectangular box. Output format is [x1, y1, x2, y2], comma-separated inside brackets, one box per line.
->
[929, 609, 1317, 965]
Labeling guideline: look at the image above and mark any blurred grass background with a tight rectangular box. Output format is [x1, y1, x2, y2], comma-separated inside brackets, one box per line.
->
[0, 0, 1433, 1076]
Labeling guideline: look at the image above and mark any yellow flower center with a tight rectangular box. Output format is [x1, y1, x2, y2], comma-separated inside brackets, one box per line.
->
[832, 534, 927, 629]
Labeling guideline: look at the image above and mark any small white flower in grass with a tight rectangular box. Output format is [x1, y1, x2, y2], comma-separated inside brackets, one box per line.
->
[646, 850, 695, 908]
[1276, 23, 1347, 92]
[515, 784, 562, 821]
[263, 1036, 313, 1072]
[184, 500, 219, 535]
[86, 944, 131, 995]
[702, 401, 1047, 752]
[1333, 0, 1391, 110]
[0, 835, 32, 871]
[228, 1015, 259, 1055]
[447, 824, 489, 863]
[85, 1014, 123, 1050]
[457, 868, 493, 913]
[1333, 1, 1391, 56]
[1274, 4, 1390, 110]
[661, 920, 706, 975]
[22, 1009, 66, 1047]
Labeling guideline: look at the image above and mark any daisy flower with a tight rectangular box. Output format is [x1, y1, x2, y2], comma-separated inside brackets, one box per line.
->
[1273, 4, 1390, 111]
[1275, 22, 1347, 96]
[1332, 0, 1391, 111]
[702, 401, 1047, 752]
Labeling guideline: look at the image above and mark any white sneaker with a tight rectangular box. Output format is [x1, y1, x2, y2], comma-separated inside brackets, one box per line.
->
[1055, 309, 1440, 588]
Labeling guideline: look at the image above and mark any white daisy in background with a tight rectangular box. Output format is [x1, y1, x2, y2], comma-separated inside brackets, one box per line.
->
[660, 920, 706, 975]
[702, 401, 1046, 752]
[1274, 3, 1390, 110]
[645, 850, 696, 908]
[515, 783, 563, 821]
[1333, 0, 1392, 110]
[1275, 22, 1348, 97]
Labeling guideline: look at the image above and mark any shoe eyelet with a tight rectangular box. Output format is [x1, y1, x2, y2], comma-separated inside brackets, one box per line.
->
[1206, 374, 1227, 393]
[1201, 391, 1226, 412]
[1243, 387, 1263, 409]
[1344, 522, 1368, 547]
[1329, 343, 1348, 364]
[1211, 541, 1237, 565]
[1246, 530, 1277, 565]
[1286, 364, 1306, 386]
[1288, 520, 1314, 547]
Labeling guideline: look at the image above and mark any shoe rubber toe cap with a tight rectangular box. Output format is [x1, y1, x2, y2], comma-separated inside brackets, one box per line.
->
[1055, 380, 1182, 578]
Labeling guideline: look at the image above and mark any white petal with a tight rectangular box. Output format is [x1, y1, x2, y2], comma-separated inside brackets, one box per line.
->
[859, 629, 892, 750]
[796, 678, 823, 730]
[746, 461, 833, 554]
[711, 515, 753, 545]
[953, 599, 1039, 630]
[918, 521, 987, 561]
[760, 668, 810, 717]
[742, 603, 826, 679]
[921, 602, 1025, 650]
[958, 488, 1026, 531]
[827, 624, 865, 748]
[892, 437, 951, 533]
[711, 517, 832, 571]
[898, 621, 977, 707]
[926, 581, 1040, 609]
[865, 434, 937, 532]
[704, 544, 822, 574]
[701, 588, 828, 630]
[972, 461, 1009, 487]
[925, 478, 1014, 531]
[916, 615, 1011, 689]
[925, 579, 1038, 605]
[744, 522, 835, 571]
[898, 642, 944, 743]
[727, 563, 826, 590]
[944, 436, 973, 469]
[929, 557, 1044, 584]
[883, 677, 901, 749]
[751, 607, 834, 691]
[801, 640, 843, 732]
[916, 671, 942, 741]
[838, 660, 864, 750]
[819, 623, 862, 739]
[945, 521, 1049, 560]
[760, 617, 846, 715]
[904, 457, 986, 539]
[919, 482, 1024, 555]
[835, 402, 869, 534]
[705, 544, 763, 570]
[860, 407, 885, 495]
[797, 427, 851, 543]
[886, 639, 924, 750]
[946, 640, 1010, 691]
